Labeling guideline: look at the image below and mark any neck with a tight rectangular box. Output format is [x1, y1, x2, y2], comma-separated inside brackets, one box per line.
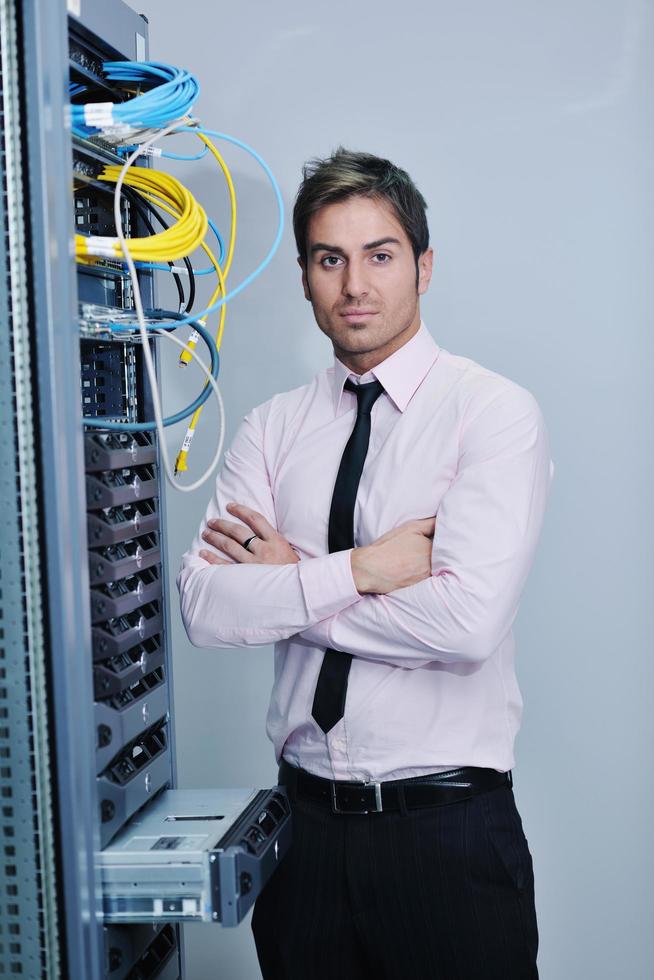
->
[335, 311, 421, 374]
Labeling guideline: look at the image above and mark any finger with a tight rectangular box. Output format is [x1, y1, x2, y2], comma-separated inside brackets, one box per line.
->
[414, 517, 436, 537]
[207, 517, 254, 545]
[225, 502, 276, 541]
[201, 528, 256, 563]
[199, 549, 230, 566]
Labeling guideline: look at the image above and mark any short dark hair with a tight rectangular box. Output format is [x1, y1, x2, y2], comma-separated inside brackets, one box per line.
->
[293, 147, 430, 272]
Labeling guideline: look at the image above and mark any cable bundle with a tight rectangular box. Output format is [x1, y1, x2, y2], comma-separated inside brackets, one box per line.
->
[75, 165, 207, 262]
[71, 61, 199, 142]
[72, 62, 284, 489]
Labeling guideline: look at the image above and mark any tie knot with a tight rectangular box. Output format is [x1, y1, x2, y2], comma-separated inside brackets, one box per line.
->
[344, 378, 384, 415]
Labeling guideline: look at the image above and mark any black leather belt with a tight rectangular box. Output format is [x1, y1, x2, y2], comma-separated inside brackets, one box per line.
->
[279, 758, 511, 815]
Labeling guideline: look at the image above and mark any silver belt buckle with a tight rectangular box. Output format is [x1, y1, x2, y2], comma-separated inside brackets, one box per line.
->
[367, 780, 383, 813]
[331, 779, 383, 814]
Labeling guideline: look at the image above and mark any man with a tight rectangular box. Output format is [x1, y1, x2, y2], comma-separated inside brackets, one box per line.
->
[177, 147, 554, 979]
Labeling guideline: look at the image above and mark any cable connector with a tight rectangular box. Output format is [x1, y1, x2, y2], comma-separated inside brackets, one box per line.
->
[174, 450, 188, 474]
[179, 326, 201, 367]
[174, 425, 197, 474]
[85, 235, 119, 258]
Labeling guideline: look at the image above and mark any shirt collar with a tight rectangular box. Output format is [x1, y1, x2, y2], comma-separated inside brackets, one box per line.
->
[331, 321, 440, 415]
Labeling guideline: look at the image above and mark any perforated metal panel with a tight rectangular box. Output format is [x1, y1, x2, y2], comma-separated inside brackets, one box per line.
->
[0, 0, 60, 975]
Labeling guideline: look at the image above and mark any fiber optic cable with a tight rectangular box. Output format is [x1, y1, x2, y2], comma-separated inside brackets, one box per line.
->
[121, 183, 223, 292]
[108, 125, 283, 333]
[174, 266, 226, 473]
[127, 217, 224, 277]
[105, 138, 230, 474]
[76, 164, 207, 264]
[173, 129, 236, 369]
[111, 119, 225, 492]
[71, 62, 199, 141]
[119, 142, 210, 162]
[171, 128, 239, 472]
[121, 185, 190, 312]
[82, 315, 219, 430]
[75, 107, 281, 483]
[123, 128, 235, 471]
[106, 126, 284, 330]
[84, 322, 225, 492]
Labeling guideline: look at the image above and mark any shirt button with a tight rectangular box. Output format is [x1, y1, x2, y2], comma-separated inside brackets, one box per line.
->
[331, 737, 345, 750]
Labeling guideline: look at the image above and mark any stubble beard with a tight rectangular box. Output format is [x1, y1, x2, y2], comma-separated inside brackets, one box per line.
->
[314, 296, 420, 360]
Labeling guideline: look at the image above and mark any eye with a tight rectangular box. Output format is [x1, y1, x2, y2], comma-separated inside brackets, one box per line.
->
[320, 255, 343, 268]
[372, 252, 391, 263]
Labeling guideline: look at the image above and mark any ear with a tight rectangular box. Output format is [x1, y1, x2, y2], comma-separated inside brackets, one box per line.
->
[417, 247, 434, 296]
[298, 257, 312, 302]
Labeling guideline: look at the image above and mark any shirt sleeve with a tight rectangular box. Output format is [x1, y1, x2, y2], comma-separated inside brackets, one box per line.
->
[295, 384, 555, 668]
[177, 402, 361, 648]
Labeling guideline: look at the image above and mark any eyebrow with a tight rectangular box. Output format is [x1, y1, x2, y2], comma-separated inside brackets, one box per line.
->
[310, 237, 402, 255]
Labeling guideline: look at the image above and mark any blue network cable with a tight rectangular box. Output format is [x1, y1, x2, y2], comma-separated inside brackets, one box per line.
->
[111, 126, 284, 333]
[83, 314, 219, 431]
[117, 142, 210, 162]
[71, 61, 200, 137]
[160, 145, 209, 161]
[206, 218, 225, 266]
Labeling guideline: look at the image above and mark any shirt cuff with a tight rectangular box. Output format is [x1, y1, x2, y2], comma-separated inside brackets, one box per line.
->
[297, 549, 361, 622]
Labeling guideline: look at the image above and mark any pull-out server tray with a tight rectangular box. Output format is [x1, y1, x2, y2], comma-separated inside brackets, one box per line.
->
[89, 532, 160, 586]
[90, 566, 162, 622]
[85, 431, 157, 471]
[87, 499, 160, 548]
[86, 464, 158, 509]
[99, 788, 292, 926]
[96, 679, 169, 774]
[98, 729, 171, 848]
[92, 602, 163, 660]
[103, 923, 178, 980]
[93, 640, 165, 700]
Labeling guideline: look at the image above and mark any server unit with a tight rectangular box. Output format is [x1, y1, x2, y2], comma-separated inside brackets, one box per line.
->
[0, 1, 290, 977]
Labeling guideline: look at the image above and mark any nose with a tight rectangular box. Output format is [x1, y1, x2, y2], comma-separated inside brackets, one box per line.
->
[341, 259, 369, 301]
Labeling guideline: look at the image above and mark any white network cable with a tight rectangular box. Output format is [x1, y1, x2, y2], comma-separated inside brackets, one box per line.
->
[112, 121, 225, 492]
[154, 329, 225, 487]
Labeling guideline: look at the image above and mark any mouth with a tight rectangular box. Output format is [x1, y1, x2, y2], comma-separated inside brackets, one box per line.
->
[340, 310, 378, 322]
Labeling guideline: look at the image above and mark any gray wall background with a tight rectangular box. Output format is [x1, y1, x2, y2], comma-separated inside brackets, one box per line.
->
[131, 1, 654, 977]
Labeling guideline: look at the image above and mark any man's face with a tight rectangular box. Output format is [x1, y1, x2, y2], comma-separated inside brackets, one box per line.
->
[300, 194, 433, 370]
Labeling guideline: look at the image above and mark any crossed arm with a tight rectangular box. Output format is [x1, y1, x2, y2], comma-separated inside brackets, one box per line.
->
[177, 384, 554, 667]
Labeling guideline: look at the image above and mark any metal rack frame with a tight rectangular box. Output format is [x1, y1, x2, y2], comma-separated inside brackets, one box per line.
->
[1, 1, 180, 976]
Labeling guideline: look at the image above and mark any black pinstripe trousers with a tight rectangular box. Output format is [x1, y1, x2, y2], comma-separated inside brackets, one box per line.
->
[252, 775, 539, 979]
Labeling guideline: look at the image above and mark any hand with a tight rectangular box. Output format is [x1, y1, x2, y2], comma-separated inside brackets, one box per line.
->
[199, 502, 300, 566]
[351, 517, 436, 595]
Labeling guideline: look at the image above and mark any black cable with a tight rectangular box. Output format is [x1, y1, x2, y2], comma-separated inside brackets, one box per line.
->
[135, 190, 196, 314]
[120, 186, 184, 311]
[120, 186, 196, 315]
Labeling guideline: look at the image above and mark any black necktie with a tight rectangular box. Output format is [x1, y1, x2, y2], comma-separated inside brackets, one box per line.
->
[311, 377, 385, 733]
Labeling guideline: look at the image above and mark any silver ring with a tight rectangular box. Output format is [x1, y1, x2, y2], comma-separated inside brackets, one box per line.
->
[242, 534, 258, 553]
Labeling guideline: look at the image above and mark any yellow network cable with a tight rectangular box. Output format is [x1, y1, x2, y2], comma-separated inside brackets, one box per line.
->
[75, 165, 208, 263]
[177, 131, 237, 365]
[119, 176, 229, 474]
[174, 130, 238, 474]
[173, 267, 226, 474]
[197, 130, 237, 279]
[75, 134, 238, 477]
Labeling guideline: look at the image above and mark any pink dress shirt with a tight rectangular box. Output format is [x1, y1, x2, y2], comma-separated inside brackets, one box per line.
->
[177, 323, 554, 781]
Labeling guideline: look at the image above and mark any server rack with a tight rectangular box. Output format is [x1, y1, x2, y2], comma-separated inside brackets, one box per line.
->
[2, 1, 185, 974]
[1, 1, 291, 977]
[1, 0, 100, 975]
